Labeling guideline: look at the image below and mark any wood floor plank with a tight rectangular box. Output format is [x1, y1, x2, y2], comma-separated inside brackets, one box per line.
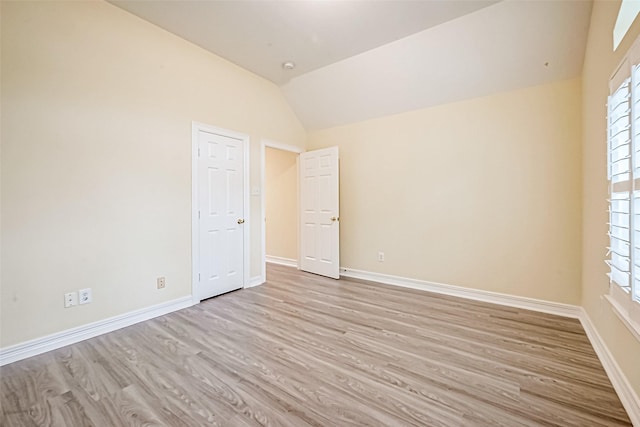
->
[0, 263, 632, 426]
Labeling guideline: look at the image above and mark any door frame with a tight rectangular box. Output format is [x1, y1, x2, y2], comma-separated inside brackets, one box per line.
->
[260, 139, 304, 283]
[192, 121, 250, 304]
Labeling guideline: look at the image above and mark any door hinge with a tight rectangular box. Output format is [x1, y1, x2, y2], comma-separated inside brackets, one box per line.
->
[198, 147, 201, 157]
[198, 273, 201, 281]
[198, 210, 201, 219]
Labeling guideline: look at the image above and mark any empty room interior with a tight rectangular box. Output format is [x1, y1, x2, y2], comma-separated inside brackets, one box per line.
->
[2, 0, 640, 425]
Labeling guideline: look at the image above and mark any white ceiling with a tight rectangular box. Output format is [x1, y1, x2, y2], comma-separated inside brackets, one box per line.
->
[110, 0, 498, 84]
[109, 0, 592, 130]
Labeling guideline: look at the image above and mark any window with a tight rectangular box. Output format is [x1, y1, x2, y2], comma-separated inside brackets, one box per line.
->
[607, 37, 640, 340]
[614, 0, 640, 51]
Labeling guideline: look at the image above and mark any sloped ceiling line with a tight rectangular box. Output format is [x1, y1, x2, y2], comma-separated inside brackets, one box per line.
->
[110, 0, 592, 130]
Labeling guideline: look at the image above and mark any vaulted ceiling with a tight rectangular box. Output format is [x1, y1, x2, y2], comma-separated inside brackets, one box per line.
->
[110, 0, 592, 130]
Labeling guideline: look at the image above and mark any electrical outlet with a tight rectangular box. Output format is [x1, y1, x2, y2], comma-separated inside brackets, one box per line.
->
[64, 292, 78, 308]
[378, 251, 385, 262]
[157, 277, 166, 289]
[78, 288, 92, 304]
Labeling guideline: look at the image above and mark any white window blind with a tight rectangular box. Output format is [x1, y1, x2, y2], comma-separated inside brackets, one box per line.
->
[608, 78, 631, 183]
[634, 191, 640, 299]
[608, 191, 630, 288]
[607, 37, 640, 340]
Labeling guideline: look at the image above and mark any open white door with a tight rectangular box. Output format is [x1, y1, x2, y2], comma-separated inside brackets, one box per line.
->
[299, 147, 340, 279]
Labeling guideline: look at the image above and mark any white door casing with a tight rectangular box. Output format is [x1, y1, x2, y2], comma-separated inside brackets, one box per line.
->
[299, 147, 340, 279]
[192, 123, 249, 302]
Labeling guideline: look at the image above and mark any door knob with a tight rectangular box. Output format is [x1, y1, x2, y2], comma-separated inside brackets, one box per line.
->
[237, 219, 245, 224]
[331, 217, 339, 222]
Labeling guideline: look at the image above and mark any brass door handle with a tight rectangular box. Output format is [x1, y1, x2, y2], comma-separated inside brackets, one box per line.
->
[237, 219, 245, 224]
[331, 217, 339, 222]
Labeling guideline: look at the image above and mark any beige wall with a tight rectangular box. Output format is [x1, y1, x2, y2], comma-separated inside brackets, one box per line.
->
[265, 147, 298, 261]
[308, 78, 582, 304]
[582, 0, 640, 400]
[4, 2, 638, 405]
[0, 1, 305, 347]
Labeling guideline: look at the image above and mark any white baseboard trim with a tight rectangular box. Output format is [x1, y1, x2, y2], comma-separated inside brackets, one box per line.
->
[340, 267, 582, 319]
[246, 275, 266, 288]
[266, 255, 298, 268]
[578, 309, 640, 426]
[0, 296, 193, 366]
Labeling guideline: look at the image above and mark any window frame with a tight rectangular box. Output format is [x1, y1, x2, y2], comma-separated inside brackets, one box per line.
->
[607, 36, 640, 341]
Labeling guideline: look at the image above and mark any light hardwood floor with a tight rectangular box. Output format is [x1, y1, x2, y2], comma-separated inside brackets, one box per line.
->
[0, 263, 632, 426]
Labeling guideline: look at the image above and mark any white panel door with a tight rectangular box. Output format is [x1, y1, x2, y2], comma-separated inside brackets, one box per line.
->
[300, 147, 340, 279]
[198, 129, 245, 300]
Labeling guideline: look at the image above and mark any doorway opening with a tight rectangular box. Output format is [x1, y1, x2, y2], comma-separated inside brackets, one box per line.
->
[260, 140, 303, 282]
